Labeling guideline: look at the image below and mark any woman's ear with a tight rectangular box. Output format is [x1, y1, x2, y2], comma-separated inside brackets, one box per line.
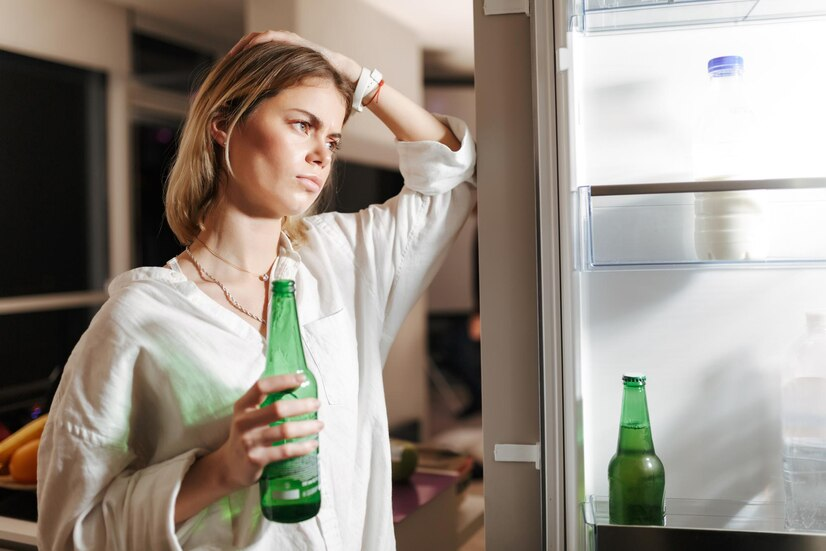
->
[210, 116, 229, 147]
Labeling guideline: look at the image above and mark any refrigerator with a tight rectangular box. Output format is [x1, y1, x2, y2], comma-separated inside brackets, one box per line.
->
[473, 0, 826, 549]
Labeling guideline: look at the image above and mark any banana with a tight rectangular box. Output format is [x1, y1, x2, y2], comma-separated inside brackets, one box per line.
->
[0, 414, 48, 467]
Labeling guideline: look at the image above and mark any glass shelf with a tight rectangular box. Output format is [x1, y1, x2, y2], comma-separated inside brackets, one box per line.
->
[583, 496, 826, 551]
[571, 0, 826, 34]
[579, 177, 826, 270]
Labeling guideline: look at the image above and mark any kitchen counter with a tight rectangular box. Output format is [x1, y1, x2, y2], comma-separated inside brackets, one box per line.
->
[0, 487, 37, 550]
[0, 516, 36, 550]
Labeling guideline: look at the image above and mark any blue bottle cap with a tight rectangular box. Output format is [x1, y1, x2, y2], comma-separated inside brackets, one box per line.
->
[707, 55, 744, 75]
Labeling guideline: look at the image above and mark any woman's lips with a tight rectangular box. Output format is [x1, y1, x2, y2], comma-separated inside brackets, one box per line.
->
[297, 175, 322, 193]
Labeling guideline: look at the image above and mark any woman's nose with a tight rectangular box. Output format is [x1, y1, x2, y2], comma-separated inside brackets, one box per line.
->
[307, 139, 332, 168]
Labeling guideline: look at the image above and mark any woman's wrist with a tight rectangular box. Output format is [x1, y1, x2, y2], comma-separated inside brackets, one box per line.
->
[362, 84, 383, 109]
[175, 448, 236, 524]
[201, 448, 236, 493]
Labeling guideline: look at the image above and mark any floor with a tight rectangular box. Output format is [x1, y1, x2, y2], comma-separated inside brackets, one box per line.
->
[425, 377, 485, 551]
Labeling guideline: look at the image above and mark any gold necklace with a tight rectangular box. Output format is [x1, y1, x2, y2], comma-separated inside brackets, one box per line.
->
[194, 236, 275, 282]
[185, 248, 266, 324]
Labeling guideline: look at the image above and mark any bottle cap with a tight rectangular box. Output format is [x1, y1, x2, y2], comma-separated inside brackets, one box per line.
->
[708, 55, 744, 76]
[622, 373, 646, 383]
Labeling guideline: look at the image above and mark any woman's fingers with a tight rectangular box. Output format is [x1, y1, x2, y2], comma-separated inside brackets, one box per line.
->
[227, 31, 278, 57]
[242, 421, 322, 466]
[237, 419, 323, 457]
[257, 420, 324, 445]
[226, 32, 257, 57]
[227, 30, 307, 57]
[224, 30, 360, 82]
[235, 397, 321, 433]
[234, 374, 306, 412]
[250, 439, 319, 465]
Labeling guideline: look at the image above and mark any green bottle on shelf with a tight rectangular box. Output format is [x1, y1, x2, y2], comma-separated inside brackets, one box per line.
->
[259, 279, 321, 523]
[608, 373, 665, 526]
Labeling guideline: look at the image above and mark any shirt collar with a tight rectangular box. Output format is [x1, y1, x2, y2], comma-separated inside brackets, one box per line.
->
[273, 231, 301, 282]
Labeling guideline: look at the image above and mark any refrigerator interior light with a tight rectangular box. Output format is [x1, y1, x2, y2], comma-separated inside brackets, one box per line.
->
[574, 0, 826, 33]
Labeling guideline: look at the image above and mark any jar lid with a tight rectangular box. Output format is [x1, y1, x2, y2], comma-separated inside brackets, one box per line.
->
[708, 55, 744, 75]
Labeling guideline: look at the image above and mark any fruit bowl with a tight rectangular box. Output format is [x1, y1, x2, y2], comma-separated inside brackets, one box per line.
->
[0, 474, 36, 491]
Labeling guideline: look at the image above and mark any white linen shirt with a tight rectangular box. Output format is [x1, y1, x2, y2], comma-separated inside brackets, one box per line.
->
[36, 115, 476, 551]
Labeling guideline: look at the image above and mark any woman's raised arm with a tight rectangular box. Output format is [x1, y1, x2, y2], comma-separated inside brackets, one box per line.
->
[227, 30, 462, 151]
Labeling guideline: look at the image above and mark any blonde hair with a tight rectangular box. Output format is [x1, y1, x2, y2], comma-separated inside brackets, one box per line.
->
[165, 43, 354, 248]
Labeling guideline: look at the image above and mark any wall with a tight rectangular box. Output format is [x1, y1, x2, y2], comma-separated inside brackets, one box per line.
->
[0, 0, 132, 276]
[425, 85, 478, 314]
[0, 0, 129, 71]
[382, 297, 430, 437]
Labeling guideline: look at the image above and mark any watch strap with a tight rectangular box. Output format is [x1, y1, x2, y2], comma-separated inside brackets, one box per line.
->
[352, 67, 383, 112]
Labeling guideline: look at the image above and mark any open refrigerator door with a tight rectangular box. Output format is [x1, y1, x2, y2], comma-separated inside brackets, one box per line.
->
[538, 0, 826, 549]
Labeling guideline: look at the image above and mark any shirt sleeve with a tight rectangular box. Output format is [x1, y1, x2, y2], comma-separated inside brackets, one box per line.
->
[312, 114, 477, 361]
[37, 311, 198, 551]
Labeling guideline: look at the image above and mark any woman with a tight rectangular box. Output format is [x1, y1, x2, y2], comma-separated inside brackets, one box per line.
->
[37, 31, 475, 550]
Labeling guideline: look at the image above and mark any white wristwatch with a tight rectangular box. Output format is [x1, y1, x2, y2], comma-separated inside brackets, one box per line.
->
[352, 67, 383, 112]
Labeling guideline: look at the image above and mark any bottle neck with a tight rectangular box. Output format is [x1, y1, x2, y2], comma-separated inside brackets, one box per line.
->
[617, 384, 655, 452]
[265, 290, 305, 377]
[270, 292, 299, 332]
[708, 72, 744, 98]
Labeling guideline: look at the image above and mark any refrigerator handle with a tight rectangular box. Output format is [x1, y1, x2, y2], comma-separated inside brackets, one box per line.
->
[493, 443, 541, 470]
[558, 47, 571, 72]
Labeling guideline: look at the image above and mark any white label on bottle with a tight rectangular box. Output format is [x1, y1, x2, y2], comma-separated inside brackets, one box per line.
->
[272, 489, 300, 500]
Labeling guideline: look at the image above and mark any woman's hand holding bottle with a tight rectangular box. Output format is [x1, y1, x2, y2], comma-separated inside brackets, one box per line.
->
[175, 374, 322, 524]
[215, 374, 323, 490]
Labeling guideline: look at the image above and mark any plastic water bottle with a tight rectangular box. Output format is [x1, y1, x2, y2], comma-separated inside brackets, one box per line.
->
[782, 312, 826, 531]
[692, 55, 768, 261]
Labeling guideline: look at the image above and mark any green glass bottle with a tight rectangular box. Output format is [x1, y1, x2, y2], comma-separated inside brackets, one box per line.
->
[259, 279, 321, 523]
[608, 373, 665, 526]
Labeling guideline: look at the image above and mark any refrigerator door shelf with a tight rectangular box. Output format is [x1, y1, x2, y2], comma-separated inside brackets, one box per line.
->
[583, 495, 826, 550]
[573, 0, 826, 34]
[580, 178, 826, 269]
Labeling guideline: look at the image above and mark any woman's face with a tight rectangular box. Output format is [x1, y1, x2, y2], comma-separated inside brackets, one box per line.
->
[218, 78, 347, 219]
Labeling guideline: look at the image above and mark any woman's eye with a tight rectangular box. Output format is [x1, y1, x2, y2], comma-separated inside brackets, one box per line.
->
[327, 141, 341, 152]
[292, 120, 310, 133]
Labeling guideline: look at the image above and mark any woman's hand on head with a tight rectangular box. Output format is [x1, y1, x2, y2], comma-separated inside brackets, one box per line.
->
[227, 30, 362, 83]
[215, 374, 323, 491]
